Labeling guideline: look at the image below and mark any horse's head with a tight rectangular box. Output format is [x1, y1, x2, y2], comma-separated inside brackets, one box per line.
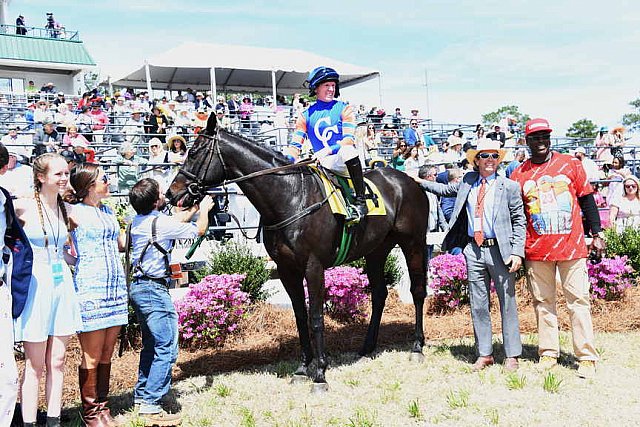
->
[166, 114, 225, 208]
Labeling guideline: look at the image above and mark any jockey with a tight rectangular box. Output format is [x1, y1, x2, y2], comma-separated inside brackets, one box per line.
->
[288, 66, 368, 222]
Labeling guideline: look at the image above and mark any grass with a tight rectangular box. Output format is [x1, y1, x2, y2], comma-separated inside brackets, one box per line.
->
[542, 372, 563, 394]
[505, 372, 527, 390]
[99, 332, 640, 426]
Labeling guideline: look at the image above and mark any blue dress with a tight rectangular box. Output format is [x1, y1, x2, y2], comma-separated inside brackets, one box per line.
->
[14, 216, 82, 342]
[72, 204, 128, 332]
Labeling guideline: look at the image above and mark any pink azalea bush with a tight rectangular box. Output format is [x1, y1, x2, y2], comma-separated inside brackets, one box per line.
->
[174, 274, 250, 348]
[323, 266, 370, 323]
[304, 266, 370, 323]
[428, 253, 469, 311]
[587, 256, 634, 300]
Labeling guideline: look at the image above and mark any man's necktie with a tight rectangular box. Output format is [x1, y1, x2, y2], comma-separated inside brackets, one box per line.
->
[474, 178, 487, 246]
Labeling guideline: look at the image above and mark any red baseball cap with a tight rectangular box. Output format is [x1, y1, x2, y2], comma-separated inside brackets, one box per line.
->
[525, 118, 553, 136]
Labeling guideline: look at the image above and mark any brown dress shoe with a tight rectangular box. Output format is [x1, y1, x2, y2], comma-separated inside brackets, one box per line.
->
[504, 357, 519, 372]
[472, 355, 494, 371]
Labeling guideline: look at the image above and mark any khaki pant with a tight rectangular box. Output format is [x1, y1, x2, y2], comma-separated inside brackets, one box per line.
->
[526, 259, 598, 361]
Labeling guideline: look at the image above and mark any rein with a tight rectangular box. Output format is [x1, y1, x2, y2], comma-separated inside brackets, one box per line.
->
[178, 131, 329, 236]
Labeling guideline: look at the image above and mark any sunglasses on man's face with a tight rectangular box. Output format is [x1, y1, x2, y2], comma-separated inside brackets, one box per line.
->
[476, 153, 500, 160]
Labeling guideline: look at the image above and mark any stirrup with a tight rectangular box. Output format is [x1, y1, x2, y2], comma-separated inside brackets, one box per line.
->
[346, 203, 367, 224]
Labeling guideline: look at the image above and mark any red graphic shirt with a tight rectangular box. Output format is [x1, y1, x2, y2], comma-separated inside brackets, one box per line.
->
[510, 152, 593, 261]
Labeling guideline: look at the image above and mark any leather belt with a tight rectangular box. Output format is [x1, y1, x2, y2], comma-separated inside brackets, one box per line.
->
[134, 276, 170, 287]
[469, 237, 498, 248]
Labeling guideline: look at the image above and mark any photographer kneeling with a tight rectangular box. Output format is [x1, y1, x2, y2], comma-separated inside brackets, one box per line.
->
[128, 178, 214, 425]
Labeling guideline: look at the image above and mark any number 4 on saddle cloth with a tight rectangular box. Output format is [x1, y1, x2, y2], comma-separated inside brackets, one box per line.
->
[313, 166, 387, 219]
[313, 166, 387, 265]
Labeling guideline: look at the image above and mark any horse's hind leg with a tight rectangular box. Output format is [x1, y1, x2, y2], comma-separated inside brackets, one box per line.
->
[402, 241, 427, 360]
[360, 243, 394, 356]
[278, 267, 313, 380]
[304, 256, 329, 391]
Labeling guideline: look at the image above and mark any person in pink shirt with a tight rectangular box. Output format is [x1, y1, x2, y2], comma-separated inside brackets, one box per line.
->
[62, 125, 90, 150]
[89, 102, 110, 144]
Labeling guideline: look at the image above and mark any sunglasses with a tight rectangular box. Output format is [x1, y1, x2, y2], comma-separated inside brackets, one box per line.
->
[399, 144, 407, 148]
[625, 184, 637, 188]
[477, 153, 500, 160]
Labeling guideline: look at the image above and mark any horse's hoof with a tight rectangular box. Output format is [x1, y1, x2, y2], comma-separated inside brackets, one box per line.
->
[290, 374, 309, 384]
[311, 382, 329, 394]
[409, 352, 425, 363]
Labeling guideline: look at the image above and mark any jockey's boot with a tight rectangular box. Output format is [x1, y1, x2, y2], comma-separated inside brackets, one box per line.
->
[345, 157, 368, 223]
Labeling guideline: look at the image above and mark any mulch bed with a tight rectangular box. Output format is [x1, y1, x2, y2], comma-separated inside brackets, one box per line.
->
[17, 281, 640, 409]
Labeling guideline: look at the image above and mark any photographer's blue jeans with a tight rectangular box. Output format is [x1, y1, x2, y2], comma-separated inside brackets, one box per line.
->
[130, 279, 178, 414]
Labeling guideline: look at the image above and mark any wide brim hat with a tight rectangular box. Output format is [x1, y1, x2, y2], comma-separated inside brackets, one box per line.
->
[465, 138, 506, 164]
[167, 134, 187, 150]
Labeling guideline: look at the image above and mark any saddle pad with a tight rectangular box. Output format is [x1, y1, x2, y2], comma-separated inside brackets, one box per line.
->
[314, 169, 386, 217]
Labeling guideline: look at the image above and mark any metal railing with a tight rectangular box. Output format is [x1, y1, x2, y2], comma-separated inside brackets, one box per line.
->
[0, 24, 80, 41]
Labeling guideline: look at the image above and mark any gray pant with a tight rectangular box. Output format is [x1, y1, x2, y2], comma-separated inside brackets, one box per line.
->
[463, 242, 522, 358]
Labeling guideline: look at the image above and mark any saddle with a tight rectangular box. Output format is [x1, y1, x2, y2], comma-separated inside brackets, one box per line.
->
[313, 166, 387, 219]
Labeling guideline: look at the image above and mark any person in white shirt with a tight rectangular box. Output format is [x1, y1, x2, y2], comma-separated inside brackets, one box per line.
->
[1, 126, 32, 158]
[574, 146, 602, 182]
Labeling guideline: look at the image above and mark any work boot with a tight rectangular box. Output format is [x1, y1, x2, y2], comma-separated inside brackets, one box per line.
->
[139, 410, 182, 427]
[96, 363, 118, 426]
[344, 157, 368, 223]
[79, 367, 109, 427]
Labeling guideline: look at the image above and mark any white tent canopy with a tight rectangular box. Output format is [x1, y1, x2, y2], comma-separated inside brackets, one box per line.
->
[112, 42, 380, 101]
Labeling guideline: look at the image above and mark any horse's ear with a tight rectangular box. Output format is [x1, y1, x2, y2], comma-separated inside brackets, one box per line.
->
[205, 112, 218, 135]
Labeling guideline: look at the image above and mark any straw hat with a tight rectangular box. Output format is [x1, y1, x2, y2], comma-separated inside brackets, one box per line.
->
[465, 138, 506, 164]
[167, 134, 187, 151]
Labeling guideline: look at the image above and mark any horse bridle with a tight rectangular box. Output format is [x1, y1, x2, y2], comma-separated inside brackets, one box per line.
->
[176, 131, 224, 200]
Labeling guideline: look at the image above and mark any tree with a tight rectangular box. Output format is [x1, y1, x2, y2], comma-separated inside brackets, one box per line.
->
[566, 118, 598, 139]
[481, 105, 530, 135]
[622, 97, 640, 132]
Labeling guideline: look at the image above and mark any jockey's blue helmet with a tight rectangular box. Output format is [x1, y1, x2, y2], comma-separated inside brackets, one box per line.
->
[307, 66, 340, 98]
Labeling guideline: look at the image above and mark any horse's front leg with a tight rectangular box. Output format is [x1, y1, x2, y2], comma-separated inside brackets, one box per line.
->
[305, 257, 329, 392]
[406, 244, 427, 361]
[278, 266, 313, 381]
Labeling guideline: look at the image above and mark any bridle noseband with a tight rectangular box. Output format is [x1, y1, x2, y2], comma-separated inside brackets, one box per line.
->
[176, 131, 226, 200]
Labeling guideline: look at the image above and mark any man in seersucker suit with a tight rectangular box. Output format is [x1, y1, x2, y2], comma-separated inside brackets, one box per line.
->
[415, 138, 526, 372]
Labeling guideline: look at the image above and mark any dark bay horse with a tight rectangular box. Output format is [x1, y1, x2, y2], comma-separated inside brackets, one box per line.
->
[167, 115, 429, 390]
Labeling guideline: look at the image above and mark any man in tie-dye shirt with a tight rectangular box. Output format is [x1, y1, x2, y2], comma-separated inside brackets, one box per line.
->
[288, 66, 367, 223]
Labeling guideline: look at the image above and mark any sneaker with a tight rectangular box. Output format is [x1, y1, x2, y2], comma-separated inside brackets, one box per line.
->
[577, 360, 596, 379]
[538, 356, 558, 370]
[140, 410, 182, 426]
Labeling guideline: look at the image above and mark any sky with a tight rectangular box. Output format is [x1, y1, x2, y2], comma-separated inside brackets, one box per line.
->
[11, 0, 640, 134]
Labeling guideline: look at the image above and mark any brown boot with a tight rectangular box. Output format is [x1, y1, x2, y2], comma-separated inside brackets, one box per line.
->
[96, 363, 118, 426]
[79, 367, 109, 427]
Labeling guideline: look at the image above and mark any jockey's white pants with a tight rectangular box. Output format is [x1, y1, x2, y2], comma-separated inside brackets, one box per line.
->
[318, 144, 359, 176]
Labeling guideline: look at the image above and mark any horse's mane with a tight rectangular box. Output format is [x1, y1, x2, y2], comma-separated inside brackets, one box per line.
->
[220, 129, 292, 166]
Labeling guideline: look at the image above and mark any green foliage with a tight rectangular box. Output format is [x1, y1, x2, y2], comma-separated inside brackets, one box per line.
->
[485, 408, 500, 425]
[505, 373, 527, 390]
[195, 242, 270, 302]
[604, 227, 640, 276]
[481, 105, 530, 132]
[239, 407, 256, 427]
[102, 198, 134, 230]
[566, 118, 598, 139]
[542, 372, 563, 394]
[346, 252, 402, 288]
[407, 399, 423, 420]
[446, 388, 470, 409]
[622, 97, 640, 132]
[347, 407, 379, 427]
[215, 383, 231, 397]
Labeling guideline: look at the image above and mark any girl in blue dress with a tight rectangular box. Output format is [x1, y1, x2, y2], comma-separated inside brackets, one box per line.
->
[66, 163, 127, 426]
